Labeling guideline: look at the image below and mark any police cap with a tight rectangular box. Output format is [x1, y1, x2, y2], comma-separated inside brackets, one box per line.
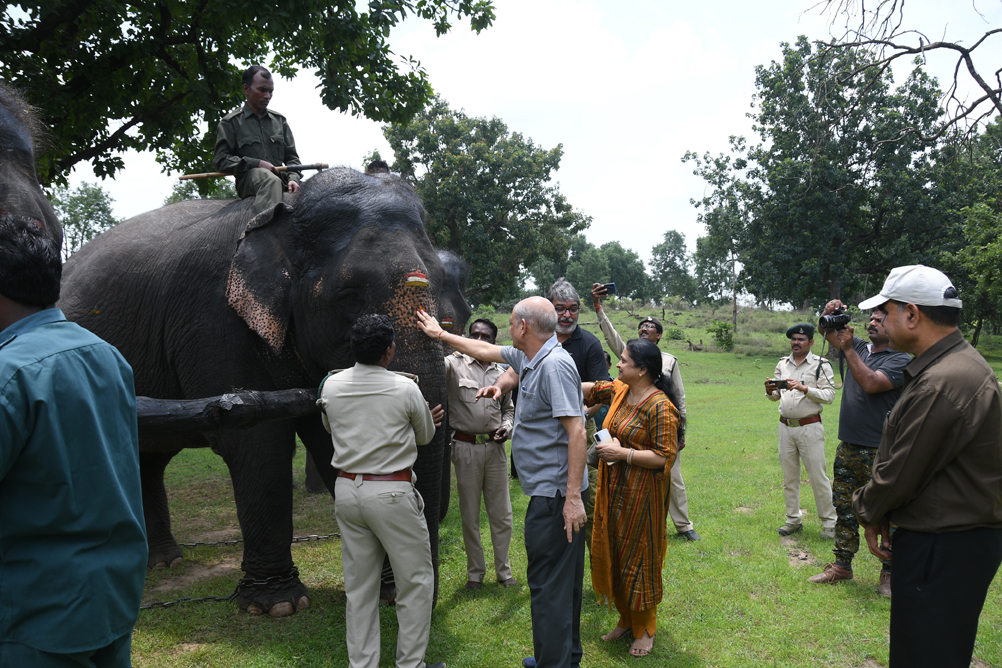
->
[786, 323, 815, 339]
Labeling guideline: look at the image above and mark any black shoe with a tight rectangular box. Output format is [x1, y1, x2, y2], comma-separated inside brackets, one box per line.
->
[522, 659, 536, 668]
[426, 663, 446, 668]
[680, 529, 701, 541]
[777, 523, 803, 536]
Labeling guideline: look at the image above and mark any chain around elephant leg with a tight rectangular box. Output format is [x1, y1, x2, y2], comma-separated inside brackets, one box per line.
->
[238, 567, 311, 617]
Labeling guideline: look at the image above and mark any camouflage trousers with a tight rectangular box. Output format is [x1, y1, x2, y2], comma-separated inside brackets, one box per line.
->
[833, 441, 893, 570]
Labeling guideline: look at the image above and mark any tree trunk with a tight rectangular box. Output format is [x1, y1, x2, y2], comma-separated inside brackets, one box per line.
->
[731, 252, 738, 334]
[136, 389, 318, 437]
[972, 316, 984, 348]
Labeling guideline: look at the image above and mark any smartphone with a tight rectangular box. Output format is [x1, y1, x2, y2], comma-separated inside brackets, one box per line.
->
[602, 282, 617, 295]
[773, 379, 789, 390]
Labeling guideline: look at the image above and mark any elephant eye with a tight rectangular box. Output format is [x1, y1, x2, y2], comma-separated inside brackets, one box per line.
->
[336, 288, 366, 319]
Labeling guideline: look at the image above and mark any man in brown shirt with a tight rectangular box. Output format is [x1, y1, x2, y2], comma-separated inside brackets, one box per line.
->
[444, 318, 516, 591]
[853, 265, 1002, 668]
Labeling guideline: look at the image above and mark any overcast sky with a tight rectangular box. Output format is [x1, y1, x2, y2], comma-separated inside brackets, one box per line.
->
[66, 0, 1002, 265]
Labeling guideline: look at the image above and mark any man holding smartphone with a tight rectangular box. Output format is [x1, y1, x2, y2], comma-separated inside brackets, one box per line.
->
[765, 323, 837, 539]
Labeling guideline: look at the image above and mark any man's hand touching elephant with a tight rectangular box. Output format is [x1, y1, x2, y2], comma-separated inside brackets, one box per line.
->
[427, 402, 445, 428]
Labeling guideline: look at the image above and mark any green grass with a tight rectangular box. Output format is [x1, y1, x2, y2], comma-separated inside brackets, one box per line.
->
[133, 305, 1002, 667]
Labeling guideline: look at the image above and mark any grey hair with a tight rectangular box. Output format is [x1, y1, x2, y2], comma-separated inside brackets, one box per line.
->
[547, 277, 579, 305]
[513, 298, 557, 337]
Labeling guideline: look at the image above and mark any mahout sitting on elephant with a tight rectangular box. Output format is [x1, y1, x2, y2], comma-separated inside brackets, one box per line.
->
[59, 167, 463, 616]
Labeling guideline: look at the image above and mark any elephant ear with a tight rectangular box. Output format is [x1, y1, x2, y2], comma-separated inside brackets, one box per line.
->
[227, 203, 295, 354]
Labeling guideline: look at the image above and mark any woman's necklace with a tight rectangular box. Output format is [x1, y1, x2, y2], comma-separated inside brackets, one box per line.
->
[626, 382, 657, 405]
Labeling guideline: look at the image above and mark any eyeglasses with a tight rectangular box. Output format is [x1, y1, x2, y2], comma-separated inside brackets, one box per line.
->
[554, 304, 579, 314]
[638, 323, 658, 331]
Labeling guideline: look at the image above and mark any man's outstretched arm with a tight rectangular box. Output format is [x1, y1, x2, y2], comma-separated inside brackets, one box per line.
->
[415, 309, 505, 364]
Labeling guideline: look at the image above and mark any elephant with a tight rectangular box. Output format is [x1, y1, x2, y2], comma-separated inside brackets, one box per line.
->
[58, 167, 462, 616]
[0, 80, 61, 245]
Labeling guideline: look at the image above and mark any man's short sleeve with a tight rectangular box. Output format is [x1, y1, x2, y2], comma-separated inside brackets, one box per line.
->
[875, 351, 911, 390]
[543, 356, 584, 419]
[500, 346, 526, 375]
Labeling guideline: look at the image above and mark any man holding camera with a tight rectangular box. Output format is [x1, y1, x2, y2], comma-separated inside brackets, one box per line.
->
[591, 283, 699, 541]
[852, 266, 1002, 667]
[765, 323, 837, 539]
[807, 302, 910, 595]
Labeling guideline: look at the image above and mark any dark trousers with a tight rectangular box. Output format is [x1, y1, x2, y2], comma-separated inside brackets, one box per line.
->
[524, 491, 588, 668]
[890, 527, 1002, 668]
[0, 632, 132, 667]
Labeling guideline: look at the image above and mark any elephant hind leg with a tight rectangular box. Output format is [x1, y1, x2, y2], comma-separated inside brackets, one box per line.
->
[141, 449, 184, 568]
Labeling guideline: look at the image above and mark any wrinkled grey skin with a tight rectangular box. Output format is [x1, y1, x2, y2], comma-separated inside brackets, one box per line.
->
[59, 168, 462, 616]
[0, 81, 61, 246]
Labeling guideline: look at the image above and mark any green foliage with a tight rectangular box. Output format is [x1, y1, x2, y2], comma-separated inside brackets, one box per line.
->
[685, 37, 959, 310]
[650, 230, 697, 303]
[529, 236, 649, 303]
[666, 326, 685, 341]
[385, 98, 589, 304]
[707, 321, 734, 351]
[943, 203, 1002, 346]
[164, 179, 238, 205]
[48, 181, 120, 258]
[2, 1, 495, 186]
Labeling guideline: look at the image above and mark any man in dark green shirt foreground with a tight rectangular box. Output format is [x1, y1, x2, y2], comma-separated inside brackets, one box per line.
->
[0, 217, 147, 667]
[853, 265, 1002, 668]
[213, 65, 302, 214]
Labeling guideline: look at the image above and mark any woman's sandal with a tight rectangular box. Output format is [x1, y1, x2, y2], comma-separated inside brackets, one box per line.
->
[601, 627, 631, 642]
[629, 633, 655, 657]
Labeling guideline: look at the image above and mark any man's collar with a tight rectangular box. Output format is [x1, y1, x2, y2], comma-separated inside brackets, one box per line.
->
[0, 307, 65, 341]
[568, 325, 582, 340]
[905, 328, 965, 379]
[241, 103, 272, 120]
[525, 334, 560, 368]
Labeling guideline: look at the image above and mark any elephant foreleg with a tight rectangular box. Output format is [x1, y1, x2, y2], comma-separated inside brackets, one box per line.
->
[217, 423, 309, 617]
[141, 449, 184, 568]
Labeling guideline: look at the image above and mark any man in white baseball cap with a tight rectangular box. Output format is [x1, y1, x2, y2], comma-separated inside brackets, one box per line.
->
[852, 265, 1002, 667]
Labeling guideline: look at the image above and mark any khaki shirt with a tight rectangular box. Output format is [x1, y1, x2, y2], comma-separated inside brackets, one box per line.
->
[444, 352, 514, 436]
[768, 351, 835, 419]
[596, 307, 686, 432]
[319, 364, 435, 475]
[854, 329, 1002, 531]
[213, 104, 302, 184]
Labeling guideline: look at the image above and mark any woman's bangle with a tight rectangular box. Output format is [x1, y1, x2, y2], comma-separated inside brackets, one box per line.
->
[626, 448, 634, 465]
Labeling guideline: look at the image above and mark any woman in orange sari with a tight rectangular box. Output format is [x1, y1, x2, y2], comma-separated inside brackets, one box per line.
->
[583, 338, 679, 658]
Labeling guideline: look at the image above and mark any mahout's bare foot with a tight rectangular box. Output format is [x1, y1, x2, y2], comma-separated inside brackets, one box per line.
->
[601, 626, 630, 642]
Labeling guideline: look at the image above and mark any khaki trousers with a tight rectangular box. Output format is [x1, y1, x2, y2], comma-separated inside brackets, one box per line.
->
[668, 454, 694, 532]
[452, 439, 514, 582]
[335, 476, 434, 668]
[778, 421, 836, 529]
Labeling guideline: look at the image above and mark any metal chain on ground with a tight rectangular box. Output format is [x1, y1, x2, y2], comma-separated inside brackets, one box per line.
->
[175, 532, 340, 549]
[141, 535, 340, 610]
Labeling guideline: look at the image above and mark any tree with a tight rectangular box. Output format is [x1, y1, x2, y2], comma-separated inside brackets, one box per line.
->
[164, 178, 238, 205]
[649, 230, 696, 302]
[384, 98, 590, 304]
[687, 37, 958, 310]
[812, 0, 1001, 143]
[49, 181, 120, 258]
[600, 241, 649, 302]
[1, 1, 495, 186]
[945, 203, 1002, 347]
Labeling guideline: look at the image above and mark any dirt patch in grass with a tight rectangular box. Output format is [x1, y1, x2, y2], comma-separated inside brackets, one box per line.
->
[149, 556, 242, 596]
[858, 660, 884, 668]
[734, 506, 753, 514]
[192, 527, 241, 544]
[787, 548, 814, 567]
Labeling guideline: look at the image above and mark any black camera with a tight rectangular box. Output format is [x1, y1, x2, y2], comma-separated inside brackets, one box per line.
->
[819, 306, 851, 331]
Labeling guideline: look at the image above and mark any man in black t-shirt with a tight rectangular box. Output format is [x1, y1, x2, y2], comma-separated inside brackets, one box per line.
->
[808, 299, 910, 596]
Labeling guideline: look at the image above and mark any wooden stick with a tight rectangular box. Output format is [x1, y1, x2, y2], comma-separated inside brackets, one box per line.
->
[136, 388, 318, 436]
[179, 163, 329, 180]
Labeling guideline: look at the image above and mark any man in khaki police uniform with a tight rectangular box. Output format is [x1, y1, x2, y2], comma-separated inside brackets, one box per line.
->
[318, 314, 445, 668]
[444, 318, 517, 591]
[591, 284, 700, 541]
[213, 65, 302, 214]
[765, 323, 837, 538]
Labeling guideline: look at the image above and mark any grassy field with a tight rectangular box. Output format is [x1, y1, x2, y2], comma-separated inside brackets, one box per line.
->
[133, 305, 1002, 667]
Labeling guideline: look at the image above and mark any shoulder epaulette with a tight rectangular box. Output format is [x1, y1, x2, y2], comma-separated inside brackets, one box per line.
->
[222, 108, 243, 121]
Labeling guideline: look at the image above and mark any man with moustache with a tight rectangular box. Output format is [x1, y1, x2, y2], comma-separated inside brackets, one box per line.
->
[214, 65, 302, 214]
[765, 323, 837, 539]
[853, 265, 1002, 667]
[591, 284, 700, 541]
[808, 302, 910, 595]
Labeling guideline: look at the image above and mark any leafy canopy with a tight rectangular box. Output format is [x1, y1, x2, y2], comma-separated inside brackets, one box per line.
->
[384, 98, 589, 304]
[49, 181, 121, 259]
[1, 0, 495, 186]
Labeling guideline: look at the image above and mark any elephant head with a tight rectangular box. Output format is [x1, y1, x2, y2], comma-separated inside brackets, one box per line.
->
[436, 249, 472, 336]
[224, 168, 459, 597]
[0, 80, 61, 247]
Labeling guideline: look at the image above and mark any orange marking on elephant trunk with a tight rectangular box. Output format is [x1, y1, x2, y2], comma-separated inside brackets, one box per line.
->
[440, 318, 455, 328]
[405, 271, 429, 287]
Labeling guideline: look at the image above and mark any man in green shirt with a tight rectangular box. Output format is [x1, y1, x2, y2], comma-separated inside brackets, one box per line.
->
[213, 65, 302, 214]
[0, 216, 147, 667]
